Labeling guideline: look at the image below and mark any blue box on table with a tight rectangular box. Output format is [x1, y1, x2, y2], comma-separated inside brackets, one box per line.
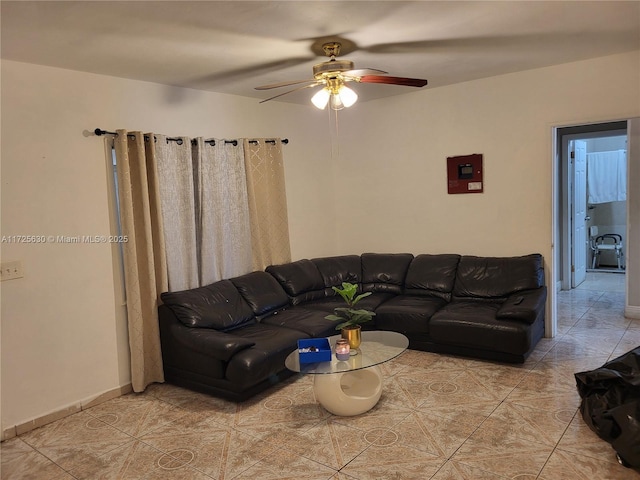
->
[297, 338, 331, 363]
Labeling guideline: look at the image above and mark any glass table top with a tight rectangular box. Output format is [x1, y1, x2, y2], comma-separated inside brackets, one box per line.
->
[285, 330, 409, 375]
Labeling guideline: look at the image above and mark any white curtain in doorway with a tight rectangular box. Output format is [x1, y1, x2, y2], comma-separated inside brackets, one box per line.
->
[192, 139, 253, 285]
[587, 150, 627, 204]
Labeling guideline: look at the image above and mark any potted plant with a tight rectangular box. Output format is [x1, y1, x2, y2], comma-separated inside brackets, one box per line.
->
[325, 282, 376, 350]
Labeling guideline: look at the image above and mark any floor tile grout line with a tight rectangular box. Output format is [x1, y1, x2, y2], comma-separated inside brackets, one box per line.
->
[82, 401, 233, 478]
[534, 407, 595, 479]
[13, 439, 84, 480]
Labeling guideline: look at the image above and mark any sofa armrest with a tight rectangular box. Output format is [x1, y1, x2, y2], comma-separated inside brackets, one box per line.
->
[496, 287, 547, 324]
[169, 322, 255, 362]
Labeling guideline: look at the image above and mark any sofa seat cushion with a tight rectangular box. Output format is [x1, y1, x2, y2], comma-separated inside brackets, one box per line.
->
[496, 288, 547, 325]
[430, 301, 535, 356]
[295, 296, 346, 312]
[290, 292, 392, 321]
[375, 295, 447, 335]
[357, 292, 396, 311]
[225, 324, 306, 388]
[261, 307, 338, 337]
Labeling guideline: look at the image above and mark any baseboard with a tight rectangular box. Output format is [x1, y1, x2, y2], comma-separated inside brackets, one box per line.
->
[587, 268, 626, 274]
[625, 305, 640, 319]
[1, 383, 132, 441]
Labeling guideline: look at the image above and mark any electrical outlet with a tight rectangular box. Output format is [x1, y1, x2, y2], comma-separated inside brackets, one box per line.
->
[1, 260, 24, 281]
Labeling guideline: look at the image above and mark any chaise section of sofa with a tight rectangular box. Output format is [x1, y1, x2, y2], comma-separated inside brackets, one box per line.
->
[158, 278, 310, 401]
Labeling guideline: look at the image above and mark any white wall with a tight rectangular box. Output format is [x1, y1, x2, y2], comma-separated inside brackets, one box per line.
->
[0, 60, 336, 434]
[335, 52, 639, 256]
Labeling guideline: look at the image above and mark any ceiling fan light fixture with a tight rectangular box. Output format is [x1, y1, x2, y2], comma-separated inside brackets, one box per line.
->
[330, 92, 345, 110]
[311, 87, 331, 109]
[256, 41, 427, 107]
[311, 83, 358, 110]
[338, 85, 358, 108]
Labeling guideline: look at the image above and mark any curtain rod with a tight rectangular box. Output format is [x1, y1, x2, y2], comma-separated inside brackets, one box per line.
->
[94, 129, 288, 146]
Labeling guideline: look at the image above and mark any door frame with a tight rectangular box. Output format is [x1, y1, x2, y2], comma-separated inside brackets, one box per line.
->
[571, 139, 588, 288]
[555, 121, 627, 292]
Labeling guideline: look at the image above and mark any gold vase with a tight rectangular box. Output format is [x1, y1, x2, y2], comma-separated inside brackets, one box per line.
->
[341, 325, 362, 350]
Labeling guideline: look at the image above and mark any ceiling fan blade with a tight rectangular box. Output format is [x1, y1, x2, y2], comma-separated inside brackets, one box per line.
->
[343, 68, 388, 77]
[364, 39, 459, 54]
[359, 75, 428, 87]
[190, 56, 315, 88]
[255, 78, 317, 90]
[363, 32, 609, 55]
[259, 82, 320, 103]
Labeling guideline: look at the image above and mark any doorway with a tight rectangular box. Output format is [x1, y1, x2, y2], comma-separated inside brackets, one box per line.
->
[557, 121, 628, 291]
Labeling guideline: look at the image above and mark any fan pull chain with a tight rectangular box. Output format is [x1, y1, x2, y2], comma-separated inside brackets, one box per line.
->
[329, 107, 340, 160]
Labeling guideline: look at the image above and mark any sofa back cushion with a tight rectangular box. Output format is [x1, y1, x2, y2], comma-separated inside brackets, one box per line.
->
[453, 254, 545, 299]
[312, 255, 362, 295]
[231, 271, 290, 316]
[361, 253, 414, 294]
[265, 259, 325, 305]
[161, 280, 255, 330]
[404, 254, 461, 300]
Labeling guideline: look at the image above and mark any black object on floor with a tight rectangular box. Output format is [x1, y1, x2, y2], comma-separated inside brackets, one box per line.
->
[575, 347, 640, 469]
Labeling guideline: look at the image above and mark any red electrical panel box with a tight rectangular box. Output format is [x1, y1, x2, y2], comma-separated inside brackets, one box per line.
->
[447, 154, 483, 194]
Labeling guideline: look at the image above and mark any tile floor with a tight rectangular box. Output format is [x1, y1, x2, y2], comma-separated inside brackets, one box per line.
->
[3, 272, 639, 479]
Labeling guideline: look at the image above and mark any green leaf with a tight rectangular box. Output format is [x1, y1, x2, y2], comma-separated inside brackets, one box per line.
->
[352, 291, 372, 306]
[327, 282, 376, 327]
[351, 308, 375, 316]
[333, 307, 352, 313]
[332, 282, 360, 305]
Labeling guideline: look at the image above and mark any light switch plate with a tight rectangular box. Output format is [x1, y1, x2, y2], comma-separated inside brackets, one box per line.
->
[1, 261, 24, 281]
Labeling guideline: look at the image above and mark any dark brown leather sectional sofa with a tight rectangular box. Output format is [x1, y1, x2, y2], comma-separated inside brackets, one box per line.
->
[158, 253, 547, 401]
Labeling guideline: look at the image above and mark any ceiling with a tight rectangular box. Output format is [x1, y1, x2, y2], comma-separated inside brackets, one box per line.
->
[2, 1, 639, 106]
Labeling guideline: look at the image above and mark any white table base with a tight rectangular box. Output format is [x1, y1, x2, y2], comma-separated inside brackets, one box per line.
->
[312, 365, 383, 416]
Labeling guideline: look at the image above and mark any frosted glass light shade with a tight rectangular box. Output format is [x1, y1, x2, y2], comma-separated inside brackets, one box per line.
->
[339, 86, 358, 107]
[311, 88, 330, 109]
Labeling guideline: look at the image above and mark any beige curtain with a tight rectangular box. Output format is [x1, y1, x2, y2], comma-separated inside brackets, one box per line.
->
[193, 139, 253, 284]
[111, 133, 291, 391]
[243, 139, 291, 269]
[114, 130, 167, 392]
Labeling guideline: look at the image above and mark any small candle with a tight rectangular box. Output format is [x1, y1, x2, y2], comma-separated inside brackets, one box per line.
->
[335, 339, 350, 361]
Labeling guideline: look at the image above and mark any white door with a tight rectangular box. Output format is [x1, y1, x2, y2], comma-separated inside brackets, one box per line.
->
[572, 140, 588, 287]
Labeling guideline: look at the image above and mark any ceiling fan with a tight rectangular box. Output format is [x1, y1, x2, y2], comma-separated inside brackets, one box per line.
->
[255, 42, 428, 110]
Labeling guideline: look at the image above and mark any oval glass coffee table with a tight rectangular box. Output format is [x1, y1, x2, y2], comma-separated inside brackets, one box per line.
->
[285, 331, 409, 416]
